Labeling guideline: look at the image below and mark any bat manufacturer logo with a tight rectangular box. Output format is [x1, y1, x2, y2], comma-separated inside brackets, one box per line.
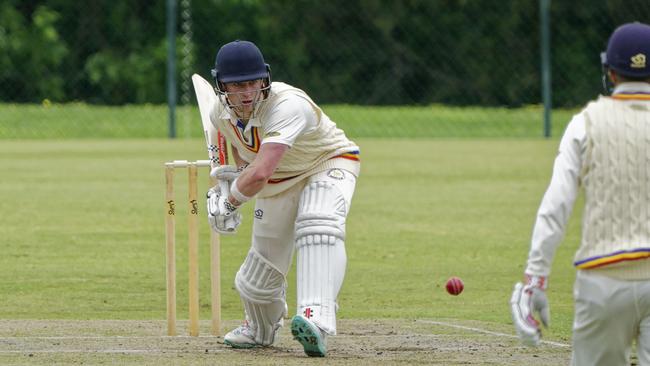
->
[630, 53, 646, 69]
[190, 200, 198, 214]
[167, 200, 175, 215]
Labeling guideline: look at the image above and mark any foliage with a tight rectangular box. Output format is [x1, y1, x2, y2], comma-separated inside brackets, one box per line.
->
[84, 39, 168, 103]
[1, 0, 649, 106]
[0, 3, 68, 101]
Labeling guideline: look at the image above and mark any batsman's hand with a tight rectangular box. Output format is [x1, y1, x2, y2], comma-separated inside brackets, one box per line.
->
[206, 185, 241, 234]
[210, 165, 245, 183]
[510, 275, 550, 347]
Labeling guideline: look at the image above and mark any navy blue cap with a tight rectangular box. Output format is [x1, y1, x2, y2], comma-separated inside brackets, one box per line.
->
[211, 40, 269, 83]
[605, 22, 650, 78]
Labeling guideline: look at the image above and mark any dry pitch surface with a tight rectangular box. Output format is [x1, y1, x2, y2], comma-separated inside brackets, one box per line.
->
[0, 319, 570, 365]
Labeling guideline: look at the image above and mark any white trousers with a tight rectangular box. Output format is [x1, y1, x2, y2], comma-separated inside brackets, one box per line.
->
[248, 168, 357, 295]
[572, 270, 650, 366]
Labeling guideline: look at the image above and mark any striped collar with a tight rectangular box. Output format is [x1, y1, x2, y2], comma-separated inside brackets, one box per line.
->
[611, 94, 650, 100]
[218, 107, 262, 132]
[611, 82, 650, 100]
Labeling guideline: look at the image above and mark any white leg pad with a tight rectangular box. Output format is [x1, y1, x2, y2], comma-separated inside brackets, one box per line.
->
[235, 248, 287, 346]
[295, 181, 348, 335]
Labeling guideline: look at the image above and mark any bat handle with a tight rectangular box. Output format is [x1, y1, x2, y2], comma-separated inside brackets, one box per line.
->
[218, 178, 230, 196]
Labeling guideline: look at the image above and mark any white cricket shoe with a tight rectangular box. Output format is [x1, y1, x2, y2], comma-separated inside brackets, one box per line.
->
[224, 321, 257, 349]
[290, 315, 327, 357]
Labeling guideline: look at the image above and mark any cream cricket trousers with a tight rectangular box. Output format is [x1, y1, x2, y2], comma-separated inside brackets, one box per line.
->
[248, 168, 357, 276]
[572, 270, 650, 366]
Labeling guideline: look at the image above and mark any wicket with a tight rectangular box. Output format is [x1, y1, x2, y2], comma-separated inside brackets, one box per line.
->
[165, 159, 221, 337]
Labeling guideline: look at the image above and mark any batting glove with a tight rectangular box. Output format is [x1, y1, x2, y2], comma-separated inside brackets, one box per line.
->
[210, 164, 246, 183]
[206, 185, 241, 234]
[510, 275, 550, 347]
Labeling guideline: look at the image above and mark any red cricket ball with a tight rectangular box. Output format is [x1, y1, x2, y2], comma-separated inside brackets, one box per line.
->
[445, 277, 464, 296]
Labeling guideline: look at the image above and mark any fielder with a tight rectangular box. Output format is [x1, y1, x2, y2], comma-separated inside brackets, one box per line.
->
[204, 40, 360, 357]
[510, 22, 650, 365]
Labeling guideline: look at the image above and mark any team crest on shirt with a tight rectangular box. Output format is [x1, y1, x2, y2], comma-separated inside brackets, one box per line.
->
[264, 131, 281, 138]
[254, 209, 263, 219]
[327, 169, 345, 180]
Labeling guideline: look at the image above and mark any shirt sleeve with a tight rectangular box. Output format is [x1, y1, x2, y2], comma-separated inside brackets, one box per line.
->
[260, 95, 317, 147]
[525, 114, 586, 277]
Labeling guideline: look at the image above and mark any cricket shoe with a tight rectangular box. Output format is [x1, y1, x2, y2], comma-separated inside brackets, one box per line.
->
[224, 321, 257, 349]
[290, 315, 327, 357]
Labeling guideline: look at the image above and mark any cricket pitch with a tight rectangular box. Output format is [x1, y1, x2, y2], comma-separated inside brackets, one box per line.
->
[0, 319, 570, 365]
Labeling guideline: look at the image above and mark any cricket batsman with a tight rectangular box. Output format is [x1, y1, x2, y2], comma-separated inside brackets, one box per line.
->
[510, 22, 650, 365]
[204, 40, 360, 357]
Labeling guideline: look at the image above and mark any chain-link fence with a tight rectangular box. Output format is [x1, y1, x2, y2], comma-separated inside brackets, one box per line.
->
[1, 0, 649, 139]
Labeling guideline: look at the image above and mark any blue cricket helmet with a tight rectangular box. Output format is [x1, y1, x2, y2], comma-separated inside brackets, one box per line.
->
[211, 40, 271, 84]
[604, 22, 650, 78]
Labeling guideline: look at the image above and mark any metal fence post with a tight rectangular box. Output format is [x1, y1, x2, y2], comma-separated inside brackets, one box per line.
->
[167, 0, 177, 139]
[540, 0, 552, 138]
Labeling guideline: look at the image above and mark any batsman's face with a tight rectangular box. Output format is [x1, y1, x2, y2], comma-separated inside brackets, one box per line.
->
[224, 79, 265, 118]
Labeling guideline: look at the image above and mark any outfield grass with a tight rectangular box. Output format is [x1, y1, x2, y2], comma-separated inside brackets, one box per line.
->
[0, 137, 580, 345]
[0, 102, 578, 139]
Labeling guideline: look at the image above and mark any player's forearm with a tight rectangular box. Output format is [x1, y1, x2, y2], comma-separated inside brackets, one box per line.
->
[234, 167, 268, 196]
[526, 215, 567, 276]
[526, 119, 583, 276]
[227, 143, 288, 205]
[526, 167, 580, 275]
[527, 167, 579, 273]
[227, 164, 275, 206]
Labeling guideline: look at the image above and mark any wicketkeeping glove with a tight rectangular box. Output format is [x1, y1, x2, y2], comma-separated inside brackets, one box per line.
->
[206, 185, 241, 234]
[510, 275, 550, 347]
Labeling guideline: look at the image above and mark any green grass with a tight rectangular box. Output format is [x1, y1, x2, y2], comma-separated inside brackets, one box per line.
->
[0, 137, 580, 343]
[0, 102, 578, 139]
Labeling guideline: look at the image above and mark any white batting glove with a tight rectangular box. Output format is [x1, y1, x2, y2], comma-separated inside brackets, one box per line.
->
[206, 185, 241, 234]
[510, 275, 550, 347]
[209, 164, 246, 183]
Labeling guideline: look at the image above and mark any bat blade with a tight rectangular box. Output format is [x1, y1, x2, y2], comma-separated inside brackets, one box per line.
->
[191, 73, 221, 167]
[191, 73, 230, 204]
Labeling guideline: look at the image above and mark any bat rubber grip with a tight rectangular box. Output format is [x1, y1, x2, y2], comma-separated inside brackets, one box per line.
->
[218, 179, 230, 196]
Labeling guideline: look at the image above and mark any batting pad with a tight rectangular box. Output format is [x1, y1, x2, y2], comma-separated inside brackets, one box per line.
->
[295, 181, 348, 335]
[235, 248, 287, 346]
